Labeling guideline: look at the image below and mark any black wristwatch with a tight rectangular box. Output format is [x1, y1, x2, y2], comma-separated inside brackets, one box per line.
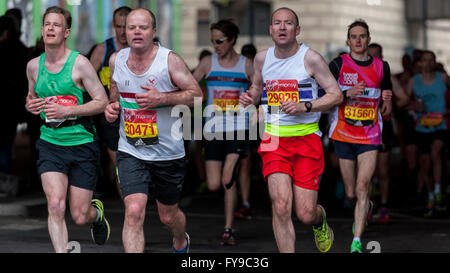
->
[305, 101, 312, 112]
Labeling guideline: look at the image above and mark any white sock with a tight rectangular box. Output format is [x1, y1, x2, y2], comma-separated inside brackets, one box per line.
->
[353, 237, 361, 243]
[242, 201, 250, 208]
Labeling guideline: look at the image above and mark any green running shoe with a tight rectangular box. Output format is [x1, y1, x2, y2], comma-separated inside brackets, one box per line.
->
[350, 240, 362, 253]
[312, 205, 334, 253]
[90, 199, 111, 245]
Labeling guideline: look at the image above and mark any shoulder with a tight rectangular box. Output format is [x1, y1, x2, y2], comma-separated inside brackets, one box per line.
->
[74, 53, 92, 68]
[90, 42, 106, 58]
[382, 60, 390, 70]
[305, 48, 324, 64]
[26, 56, 40, 75]
[254, 49, 268, 67]
[168, 50, 190, 72]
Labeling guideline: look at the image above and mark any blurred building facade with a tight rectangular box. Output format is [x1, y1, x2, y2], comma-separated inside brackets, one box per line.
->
[1, 0, 449, 73]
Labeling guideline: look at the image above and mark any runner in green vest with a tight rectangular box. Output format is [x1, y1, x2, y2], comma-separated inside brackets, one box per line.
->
[25, 6, 110, 253]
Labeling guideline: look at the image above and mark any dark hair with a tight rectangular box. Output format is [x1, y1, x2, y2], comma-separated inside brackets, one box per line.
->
[0, 15, 18, 40]
[210, 19, 239, 46]
[241, 44, 257, 58]
[368, 43, 382, 58]
[113, 6, 132, 24]
[271, 7, 299, 26]
[43, 6, 72, 29]
[128, 8, 156, 30]
[347, 19, 370, 39]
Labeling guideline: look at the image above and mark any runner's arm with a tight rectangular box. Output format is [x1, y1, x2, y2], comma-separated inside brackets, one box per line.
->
[138, 52, 203, 108]
[304, 49, 343, 112]
[239, 50, 266, 107]
[192, 55, 210, 82]
[64, 55, 108, 117]
[89, 42, 105, 73]
[108, 53, 120, 103]
[391, 75, 409, 108]
[25, 58, 45, 115]
[104, 53, 120, 123]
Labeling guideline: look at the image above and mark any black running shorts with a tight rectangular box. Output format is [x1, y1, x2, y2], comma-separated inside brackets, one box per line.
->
[116, 151, 187, 205]
[36, 139, 100, 191]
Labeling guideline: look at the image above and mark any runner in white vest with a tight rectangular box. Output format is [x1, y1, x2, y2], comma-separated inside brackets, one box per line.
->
[104, 8, 202, 253]
[239, 7, 343, 253]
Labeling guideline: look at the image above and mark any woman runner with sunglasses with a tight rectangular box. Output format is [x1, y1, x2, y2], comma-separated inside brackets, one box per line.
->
[193, 19, 254, 246]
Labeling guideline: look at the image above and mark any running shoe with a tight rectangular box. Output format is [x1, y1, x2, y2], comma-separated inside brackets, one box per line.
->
[220, 228, 236, 246]
[312, 205, 334, 253]
[173, 232, 190, 253]
[350, 240, 363, 253]
[377, 207, 390, 223]
[234, 206, 252, 220]
[90, 199, 110, 245]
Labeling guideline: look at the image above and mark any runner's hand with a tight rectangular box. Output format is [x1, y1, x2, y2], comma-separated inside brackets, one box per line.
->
[348, 81, 366, 98]
[380, 100, 392, 118]
[280, 100, 305, 115]
[43, 102, 70, 120]
[105, 102, 120, 123]
[382, 90, 392, 102]
[26, 97, 45, 115]
[239, 91, 254, 107]
[136, 85, 165, 110]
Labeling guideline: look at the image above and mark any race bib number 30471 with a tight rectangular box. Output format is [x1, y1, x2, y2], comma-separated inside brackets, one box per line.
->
[123, 108, 158, 146]
[266, 80, 299, 106]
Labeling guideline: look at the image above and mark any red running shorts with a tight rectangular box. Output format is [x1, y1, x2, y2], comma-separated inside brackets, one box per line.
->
[258, 133, 324, 191]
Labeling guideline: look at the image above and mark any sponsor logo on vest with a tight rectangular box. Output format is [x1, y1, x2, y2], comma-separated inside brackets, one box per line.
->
[266, 80, 298, 92]
[343, 72, 358, 86]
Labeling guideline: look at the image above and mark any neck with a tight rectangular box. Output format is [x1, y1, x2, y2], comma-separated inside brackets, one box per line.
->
[130, 44, 156, 61]
[114, 37, 128, 50]
[274, 42, 300, 59]
[421, 70, 435, 78]
[44, 44, 69, 63]
[350, 51, 370, 62]
[218, 49, 238, 61]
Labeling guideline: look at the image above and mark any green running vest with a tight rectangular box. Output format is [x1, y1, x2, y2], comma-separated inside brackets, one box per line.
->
[35, 50, 96, 146]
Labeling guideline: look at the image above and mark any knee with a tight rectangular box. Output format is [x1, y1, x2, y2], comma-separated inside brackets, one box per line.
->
[159, 210, 177, 227]
[125, 203, 145, 227]
[272, 198, 291, 220]
[48, 199, 66, 219]
[355, 183, 370, 199]
[296, 207, 317, 225]
[207, 182, 220, 192]
[71, 210, 89, 226]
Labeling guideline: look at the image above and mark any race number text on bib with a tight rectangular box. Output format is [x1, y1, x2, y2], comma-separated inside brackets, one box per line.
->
[266, 79, 300, 106]
[344, 97, 377, 127]
[123, 108, 158, 146]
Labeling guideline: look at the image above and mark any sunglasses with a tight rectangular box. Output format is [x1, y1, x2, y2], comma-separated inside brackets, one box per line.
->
[211, 37, 228, 45]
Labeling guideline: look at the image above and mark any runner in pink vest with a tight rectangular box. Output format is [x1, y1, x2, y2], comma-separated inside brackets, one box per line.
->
[328, 19, 392, 253]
